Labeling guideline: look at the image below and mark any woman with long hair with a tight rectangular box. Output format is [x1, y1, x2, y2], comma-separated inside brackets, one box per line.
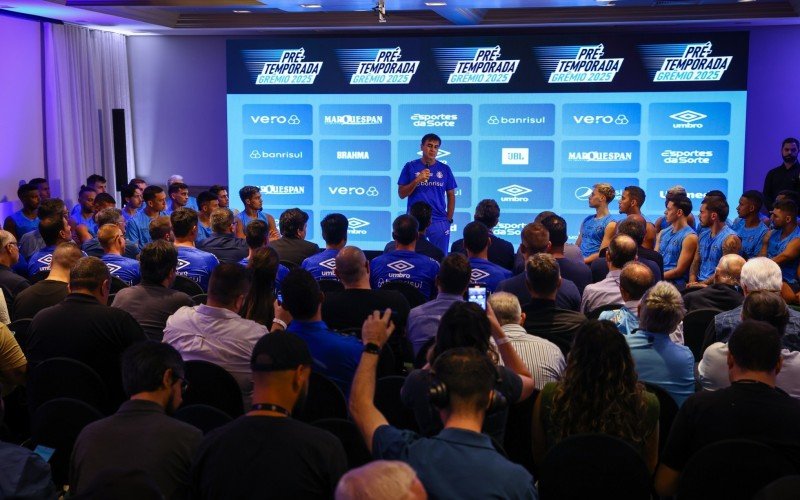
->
[533, 320, 660, 471]
[239, 246, 279, 326]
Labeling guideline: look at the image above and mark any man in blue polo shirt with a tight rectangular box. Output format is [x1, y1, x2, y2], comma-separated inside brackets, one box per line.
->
[351, 311, 538, 500]
[98, 224, 141, 286]
[398, 133, 457, 256]
[28, 216, 73, 276]
[3, 183, 40, 240]
[194, 191, 218, 245]
[164, 182, 190, 215]
[235, 185, 278, 240]
[126, 186, 168, 249]
[761, 198, 800, 288]
[689, 196, 740, 287]
[171, 208, 219, 291]
[371, 215, 440, 299]
[302, 213, 347, 282]
[463, 221, 511, 293]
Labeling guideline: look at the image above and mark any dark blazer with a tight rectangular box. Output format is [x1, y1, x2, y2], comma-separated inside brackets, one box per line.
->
[495, 272, 582, 312]
[197, 233, 249, 264]
[270, 236, 321, 266]
[683, 283, 743, 313]
[591, 256, 662, 284]
[451, 234, 515, 271]
[522, 298, 587, 355]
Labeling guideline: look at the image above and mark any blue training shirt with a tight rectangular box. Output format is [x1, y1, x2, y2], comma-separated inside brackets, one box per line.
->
[301, 248, 340, 281]
[398, 159, 456, 221]
[195, 221, 213, 245]
[370, 250, 440, 299]
[236, 211, 270, 230]
[767, 226, 800, 285]
[101, 253, 141, 286]
[732, 218, 769, 260]
[9, 211, 39, 238]
[28, 245, 57, 276]
[659, 225, 696, 288]
[125, 210, 164, 249]
[697, 226, 738, 282]
[177, 246, 219, 291]
[468, 257, 512, 293]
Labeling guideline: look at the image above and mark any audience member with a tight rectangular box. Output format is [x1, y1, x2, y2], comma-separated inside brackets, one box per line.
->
[196, 208, 248, 264]
[732, 190, 769, 260]
[79, 192, 118, 243]
[335, 461, 426, 500]
[194, 190, 218, 244]
[0, 230, 29, 298]
[164, 263, 268, 408]
[120, 183, 143, 222]
[148, 215, 173, 243]
[28, 215, 72, 276]
[191, 332, 347, 499]
[171, 208, 219, 291]
[689, 196, 741, 286]
[302, 213, 347, 281]
[70, 186, 97, 242]
[683, 253, 745, 312]
[450, 199, 514, 270]
[489, 291, 565, 389]
[3, 183, 40, 240]
[98, 224, 141, 286]
[13, 242, 80, 320]
[581, 234, 637, 314]
[126, 186, 167, 249]
[0, 322, 27, 395]
[70, 342, 201, 498]
[239, 246, 280, 327]
[462, 221, 511, 292]
[270, 208, 320, 266]
[234, 185, 278, 240]
[370, 215, 440, 299]
[539, 215, 592, 294]
[762, 198, 800, 287]
[627, 281, 694, 406]
[81, 208, 139, 259]
[385, 201, 444, 262]
[111, 241, 194, 341]
[591, 216, 662, 282]
[656, 195, 698, 289]
[18, 198, 65, 259]
[617, 185, 657, 249]
[533, 320, 659, 471]
[598, 261, 656, 335]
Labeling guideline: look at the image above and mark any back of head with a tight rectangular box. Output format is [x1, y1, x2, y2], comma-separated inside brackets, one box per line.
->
[716, 254, 745, 284]
[666, 185, 687, 201]
[208, 264, 250, 308]
[120, 184, 138, 203]
[774, 198, 799, 219]
[672, 195, 693, 217]
[240, 247, 279, 325]
[594, 183, 616, 203]
[740, 257, 783, 292]
[170, 208, 198, 239]
[392, 215, 418, 245]
[321, 213, 348, 246]
[607, 234, 637, 269]
[728, 320, 782, 373]
[279, 208, 309, 238]
[639, 281, 685, 334]
[245, 220, 268, 249]
[94, 192, 116, 209]
[474, 199, 500, 228]
[431, 347, 496, 413]
[196, 190, 217, 211]
[521, 222, 550, 254]
[437, 253, 471, 295]
[620, 261, 653, 301]
[39, 216, 66, 246]
[86, 174, 106, 188]
[539, 215, 567, 247]
[121, 341, 184, 396]
[487, 291, 522, 327]
[38, 198, 65, 220]
[139, 240, 178, 285]
[776, 190, 800, 206]
[741, 290, 789, 336]
[431, 301, 491, 362]
[335, 461, 422, 500]
[251, 330, 312, 375]
[335, 246, 367, 286]
[98, 224, 122, 251]
[148, 216, 173, 241]
[211, 208, 235, 234]
[96, 208, 123, 227]
[167, 182, 188, 197]
[525, 253, 560, 296]
[280, 268, 320, 320]
[409, 202, 432, 232]
[616, 217, 646, 247]
[70, 256, 110, 292]
[463, 221, 489, 254]
[51, 242, 83, 272]
[565, 320, 637, 387]
[166, 174, 183, 186]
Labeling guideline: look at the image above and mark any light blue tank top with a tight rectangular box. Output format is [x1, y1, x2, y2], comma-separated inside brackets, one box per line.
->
[659, 225, 696, 287]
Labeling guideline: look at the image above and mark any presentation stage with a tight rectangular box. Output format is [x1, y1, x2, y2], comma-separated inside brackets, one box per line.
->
[226, 32, 748, 250]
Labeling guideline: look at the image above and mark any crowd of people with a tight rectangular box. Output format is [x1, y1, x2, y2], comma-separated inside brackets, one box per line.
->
[1, 137, 800, 498]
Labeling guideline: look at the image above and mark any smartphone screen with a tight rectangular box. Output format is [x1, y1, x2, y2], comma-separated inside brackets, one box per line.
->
[467, 286, 487, 310]
[34, 445, 55, 462]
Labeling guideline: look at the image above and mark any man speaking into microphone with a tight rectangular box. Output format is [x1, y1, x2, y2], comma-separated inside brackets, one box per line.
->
[397, 133, 457, 255]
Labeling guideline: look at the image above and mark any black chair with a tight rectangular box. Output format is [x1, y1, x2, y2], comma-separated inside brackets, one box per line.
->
[173, 404, 233, 435]
[643, 382, 678, 454]
[503, 391, 538, 475]
[318, 279, 344, 293]
[29, 270, 49, 284]
[110, 276, 129, 294]
[683, 308, 721, 361]
[754, 475, 800, 500]
[29, 398, 104, 487]
[181, 360, 244, 418]
[106, 292, 116, 306]
[279, 260, 298, 270]
[295, 372, 348, 423]
[7, 318, 33, 352]
[586, 303, 625, 320]
[414, 337, 435, 369]
[192, 293, 208, 305]
[1, 284, 13, 308]
[374, 376, 418, 431]
[380, 281, 428, 308]
[171, 275, 204, 296]
[312, 418, 371, 469]
[27, 358, 109, 415]
[678, 439, 797, 500]
[538, 433, 651, 500]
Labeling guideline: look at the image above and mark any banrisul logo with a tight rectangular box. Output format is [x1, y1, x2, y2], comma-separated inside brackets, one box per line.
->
[533, 44, 623, 83]
[244, 48, 322, 85]
[337, 47, 420, 85]
[639, 42, 732, 82]
[432, 46, 519, 84]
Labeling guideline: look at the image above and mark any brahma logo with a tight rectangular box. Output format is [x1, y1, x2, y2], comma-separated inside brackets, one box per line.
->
[319, 258, 337, 271]
[669, 110, 707, 129]
[105, 263, 122, 274]
[574, 186, 593, 201]
[497, 184, 532, 202]
[176, 259, 190, 271]
[471, 269, 491, 283]
[348, 218, 370, 235]
[387, 260, 415, 273]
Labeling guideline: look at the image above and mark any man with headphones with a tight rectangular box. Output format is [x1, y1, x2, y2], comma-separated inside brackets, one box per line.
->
[350, 309, 538, 499]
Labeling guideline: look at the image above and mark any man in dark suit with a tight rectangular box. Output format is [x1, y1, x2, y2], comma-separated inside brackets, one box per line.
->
[683, 253, 745, 312]
[196, 208, 249, 264]
[450, 199, 515, 271]
[269, 208, 320, 267]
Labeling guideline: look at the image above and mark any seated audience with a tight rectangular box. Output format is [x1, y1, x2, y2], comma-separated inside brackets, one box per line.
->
[239, 246, 280, 327]
[351, 313, 538, 499]
[591, 216, 662, 282]
[302, 213, 347, 281]
[70, 186, 97, 242]
[689, 196, 741, 286]
[282, 268, 362, 395]
[539, 214, 592, 294]
[164, 263, 269, 408]
[111, 241, 194, 341]
[401, 301, 535, 441]
[370, 215, 440, 299]
[450, 199, 514, 270]
[269, 208, 320, 266]
[26, 256, 146, 404]
[3, 183, 40, 240]
[489, 291, 565, 389]
[234, 185, 278, 240]
[196, 208, 248, 264]
[171, 208, 219, 291]
[0, 230, 30, 298]
[239, 220, 289, 290]
[97, 224, 141, 286]
[731, 190, 769, 260]
[193, 190, 218, 244]
[385, 201, 444, 262]
[335, 461, 426, 500]
[533, 320, 659, 472]
[683, 253, 745, 312]
[125, 185, 167, 249]
[521, 253, 587, 356]
[656, 194, 698, 289]
[191, 332, 346, 499]
[70, 342, 202, 498]
[81, 208, 139, 259]
[655, 320, 800, 496]
[406, 253, 470, 357]
[598, 261, 655, 335]
[626, 281, 694, 406]
[0, 322, 27, 395]
[581, 234, 637, 314]
[18, 198, 65, 259]
[462, 221, 511, 293]
[13, 242, 80, 320]
[120, 182, 143, 222]
[28, 215, 72, 276]
[148, 215, 173, 243]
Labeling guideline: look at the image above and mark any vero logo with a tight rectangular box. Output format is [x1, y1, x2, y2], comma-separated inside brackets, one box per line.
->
[387, 260, 415, 273]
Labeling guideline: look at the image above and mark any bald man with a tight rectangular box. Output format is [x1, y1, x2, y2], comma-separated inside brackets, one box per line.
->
[581, 234, 638, 314]
[683, 253, 745, 313]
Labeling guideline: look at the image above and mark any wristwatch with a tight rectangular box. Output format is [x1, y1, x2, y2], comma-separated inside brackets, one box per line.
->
[448, 218, 454, 224]
[363, 342, 382, 355]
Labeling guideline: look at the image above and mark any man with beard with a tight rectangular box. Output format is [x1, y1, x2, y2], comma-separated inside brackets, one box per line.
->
[191, 332, 347, 500]
[761, 199, 800, 288]
[69, 342, 202, 499]
[763, 138, 800, 212]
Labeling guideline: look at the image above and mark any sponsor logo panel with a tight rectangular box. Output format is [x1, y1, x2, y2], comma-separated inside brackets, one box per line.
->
[478, 140, 554, 172]
[492, 213, 536, 246]
[454, 177, 472, 208]
[319, 140, 391, 171]
[478, 177, 554, 211]
[398, 104, 472, 136]
[478, 104, 554, 136]
[319, 176, 391, 207]
[646, 178, 729, 205]
[243, 174, 313, 206]
[562, 103, 641, 136]
[243, 139, 313, 169]
[448, 212, 472, 236]
[319, 104, 391, 135]
[320, 210, 390, 243]
[560, 177, 639, 212]
[397, 140, 471, 172]
[647, 140, 729, 173]
[648, 102, 731, 136]
[242, 104, 312, 135]
[561, 140, 640, 172]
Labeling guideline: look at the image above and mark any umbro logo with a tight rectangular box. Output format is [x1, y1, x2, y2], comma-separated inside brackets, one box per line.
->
[176, 259, 190, 271]
[105, 263, 122, 274]
[669, 110, 707, 124]
[319, 258, 337, 271]
[471, 269, 491, 282]
[497, 184, 532, 197]
[349, 218, 370, 230]
[37, 254, 53, 265]
[387, 260, 415, 273]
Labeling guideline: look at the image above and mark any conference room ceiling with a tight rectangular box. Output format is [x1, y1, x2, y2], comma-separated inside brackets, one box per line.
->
[3, 0, 800, 34]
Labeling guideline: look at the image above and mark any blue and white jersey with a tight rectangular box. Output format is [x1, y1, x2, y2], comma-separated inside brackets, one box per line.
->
[301, 248, 340, 281]
[177, 246, 220, 291]
[101, 253, 141, 286]
[398, 159, 456, 221]
[578, 214, 621, 258]
[122, 208, 141, 223]
[195, 221, 213, 245]
[767, 226, 800, 284]
[468, 257, 512, 293]
[697, 226, 738, 282]
[659, 225, 696, 288]
[239, 258, 290, 293]
[731, 218, 769, 260]
[236, 211, 270, 230]
[9, 211, 39, 238]
[28, 245, 57, 276]
[125, 210, 164, 249]
[74, 212, 98, 237]
[370, 250, 440, 299]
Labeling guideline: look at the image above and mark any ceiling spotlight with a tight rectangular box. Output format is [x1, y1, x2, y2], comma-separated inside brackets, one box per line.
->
[374, 0, 387, 22]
